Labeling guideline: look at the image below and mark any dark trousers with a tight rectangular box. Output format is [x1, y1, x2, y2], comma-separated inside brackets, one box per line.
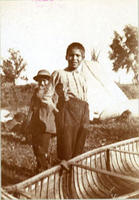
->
[29, 108, 56, 169]
[55, 98, 90, 160]
[30, 117, 51, 169]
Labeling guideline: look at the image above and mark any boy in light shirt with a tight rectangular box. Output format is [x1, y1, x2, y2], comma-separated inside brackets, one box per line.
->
[38, 43, 90, 170]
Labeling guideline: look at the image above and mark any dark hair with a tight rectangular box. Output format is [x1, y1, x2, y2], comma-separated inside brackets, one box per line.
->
[66, 42, 85, 58]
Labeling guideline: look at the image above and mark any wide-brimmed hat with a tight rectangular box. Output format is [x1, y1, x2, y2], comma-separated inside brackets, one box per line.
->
[33, 69, 51, 81]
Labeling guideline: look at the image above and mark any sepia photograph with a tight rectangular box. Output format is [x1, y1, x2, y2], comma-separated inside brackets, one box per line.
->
[1, 0, 139, 199]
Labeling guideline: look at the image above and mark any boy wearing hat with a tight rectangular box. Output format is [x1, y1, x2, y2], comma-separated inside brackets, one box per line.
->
[26, 69, 58, 172]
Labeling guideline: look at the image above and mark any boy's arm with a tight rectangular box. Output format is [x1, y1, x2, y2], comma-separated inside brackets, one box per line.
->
[25, 90, 36, 126]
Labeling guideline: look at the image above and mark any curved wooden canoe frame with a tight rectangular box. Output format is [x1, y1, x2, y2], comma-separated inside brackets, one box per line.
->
[3, 137, 139, 199]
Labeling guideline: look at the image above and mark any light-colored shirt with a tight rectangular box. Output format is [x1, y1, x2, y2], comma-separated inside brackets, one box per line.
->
[41, 66, 88, 104]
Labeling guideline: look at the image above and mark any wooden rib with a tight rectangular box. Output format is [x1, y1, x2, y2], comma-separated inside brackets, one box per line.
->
[119, 147, 134, 174]
[66, 169, 72, 198]
[70, 166, 80, 199]
[112, 146, 130, 173]
[125, 143, 139, 172]
[126, 150, 138, 173]
[129, 142, 139, 169]
[82, 158, 94, 198]
[46, 176, 49, 198]
[132, 141, 139, 167]
[53, 172, 64, 199]
[85, 157, 100, 198]
[61, 170, 69, 199]
[116, 148, 126, 174]
[100, 152, 106, 169]
[136, 141, 139, 152]
[89, 154, 108, 197]
[121, 144, 137, 173]
[93, 154, 110, 197]
[53, 173, 56, 198]
[39, 177, 48, 199]
[84, 157, 101, 198]
[34, 180, 40, 198]
[39, 179, 43, 198]
[92, 153, 110, 197]
[86, 167, 105, 198]
[124, 144, 137, 173]
[48, 174, 56, 199]
[79, 159, 93, 198]
[76, 164, 88, 199]
[72, 166, 83, 199]
[110, 150, 122, 173]
[53, 172, 61, 199]
[77, 164, 89, 198]
[59, 172, 65, 199]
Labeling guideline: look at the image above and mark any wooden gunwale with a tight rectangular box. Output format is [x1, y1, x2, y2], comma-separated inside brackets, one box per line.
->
[3, 137, 139, 199]
[109, 148, 139, 155]
[1, 189, 18, 200]
[4, 165, 61, 192]
[4, 138, 139, 190]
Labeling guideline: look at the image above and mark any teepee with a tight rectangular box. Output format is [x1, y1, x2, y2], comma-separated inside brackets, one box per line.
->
[81, 60, 131, 120]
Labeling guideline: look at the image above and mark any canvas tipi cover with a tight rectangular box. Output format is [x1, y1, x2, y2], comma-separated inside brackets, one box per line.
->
[81, 60, 131, 120]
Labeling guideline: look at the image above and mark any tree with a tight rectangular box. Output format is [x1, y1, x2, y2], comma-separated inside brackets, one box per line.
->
[109, 25, 139, 84]
[1, 48, 28, 85]
[1, 49, 28, 110]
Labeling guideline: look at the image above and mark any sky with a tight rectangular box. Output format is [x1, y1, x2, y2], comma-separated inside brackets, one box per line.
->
[0, 0, 138, 84]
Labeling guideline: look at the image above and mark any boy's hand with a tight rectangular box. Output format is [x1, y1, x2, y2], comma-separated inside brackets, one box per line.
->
[41, 99, 59, 112]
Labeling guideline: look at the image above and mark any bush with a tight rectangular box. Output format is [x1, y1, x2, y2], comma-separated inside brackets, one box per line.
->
[117, 83, 139, 99]
[1, 84, 36, 109]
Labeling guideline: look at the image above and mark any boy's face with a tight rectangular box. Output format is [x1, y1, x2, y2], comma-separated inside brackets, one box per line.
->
[66, 48, 84, 69]
[38, 78, 49, 87]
